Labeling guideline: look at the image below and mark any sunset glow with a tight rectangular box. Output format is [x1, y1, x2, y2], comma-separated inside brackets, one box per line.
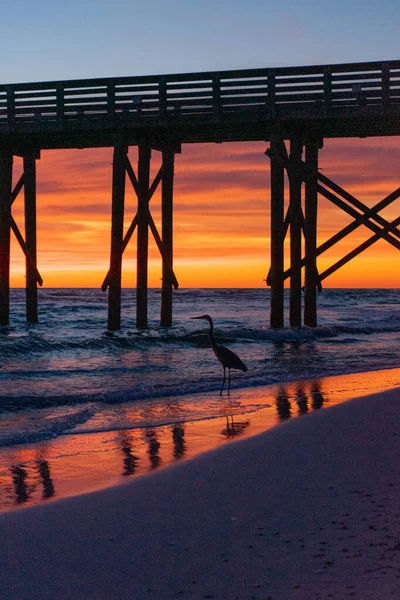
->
[8, 137, 400, 289]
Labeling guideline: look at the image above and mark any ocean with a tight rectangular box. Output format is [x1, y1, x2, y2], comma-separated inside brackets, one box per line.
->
[0, 287, 399, 448]
[0, 287, 399, 511]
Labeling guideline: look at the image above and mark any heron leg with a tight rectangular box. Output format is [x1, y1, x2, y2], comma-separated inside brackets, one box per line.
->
[220, 367, 226, 395]
[228, 369, 231, 396]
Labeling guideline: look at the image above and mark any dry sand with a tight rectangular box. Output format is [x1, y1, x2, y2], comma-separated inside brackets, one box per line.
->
[1, 386, 399, 600]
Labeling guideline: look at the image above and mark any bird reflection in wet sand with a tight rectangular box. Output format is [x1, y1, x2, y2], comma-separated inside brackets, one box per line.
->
[191, 315, 247, 395]
[36, 460, 55, 499]
[276, 387, 291, 420]
[144, 428, 161, 469]
[172, 423, 186, 460]
[119, 433, 139, 476]
[221, 415, 250, 439]
[10, 465, 30, 504]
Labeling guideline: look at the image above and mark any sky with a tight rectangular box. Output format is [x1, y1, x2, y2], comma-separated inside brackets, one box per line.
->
[4, 0, 400, 288]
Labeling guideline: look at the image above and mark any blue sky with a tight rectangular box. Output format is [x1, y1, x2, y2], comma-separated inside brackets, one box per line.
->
[1, 0, 399, 83]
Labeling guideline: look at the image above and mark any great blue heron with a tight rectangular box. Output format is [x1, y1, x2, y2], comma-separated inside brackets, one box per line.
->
[191, 314, 247, 395]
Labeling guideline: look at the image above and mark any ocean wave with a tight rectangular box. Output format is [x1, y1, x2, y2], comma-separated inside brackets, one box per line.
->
[2, 320, 400, 359]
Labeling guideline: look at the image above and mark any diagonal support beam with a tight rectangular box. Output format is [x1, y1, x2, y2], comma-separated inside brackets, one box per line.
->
[319, 173, 400, 239]
[8, 213, 43, 285]
[283, 184, 400, 281]
[318, 185, 400, 251]
[283, 188, 400, 281]
[319, 214, 400, 281]
[11, 173, 25, 206]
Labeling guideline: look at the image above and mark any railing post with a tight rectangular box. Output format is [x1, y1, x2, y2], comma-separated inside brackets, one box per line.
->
[267, 69, 276, 118]
[6, 87, 15, 132]
[212, 73, 221, 121]
[0, 145, 13, 325]
[159, 76, 167, 122]
[382, 62, 390, 112]
[323, 67, 332, 115]
[107, 82, 115, 119]
[56, 83, 64, 125]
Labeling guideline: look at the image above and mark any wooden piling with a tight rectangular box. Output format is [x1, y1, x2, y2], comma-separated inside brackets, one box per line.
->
[304, 140, 319, 327]
[24, 151, 38, 323]
[136, 144, 151, 329]
[160, 151, 175, 327]
[269, 135, 285, 328]
[289, 138, 303, 328]
[0, 146, 13, 326]
[107, 140, 126, 331]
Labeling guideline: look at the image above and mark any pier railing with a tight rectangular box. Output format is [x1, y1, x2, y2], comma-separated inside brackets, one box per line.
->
[0, 59, 399, 132]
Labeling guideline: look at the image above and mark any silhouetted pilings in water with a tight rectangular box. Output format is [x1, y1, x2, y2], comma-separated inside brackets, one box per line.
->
[0, 146, 42, 326]
[103, 142, 178, 331]
[24, 151, 39, 323]
[0, 147, 12, 326]
[266, 136, 321, 328]
[266, 133, 400, 329]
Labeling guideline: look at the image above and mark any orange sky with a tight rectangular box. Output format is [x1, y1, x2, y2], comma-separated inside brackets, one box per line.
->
[9, 137, 400, 288]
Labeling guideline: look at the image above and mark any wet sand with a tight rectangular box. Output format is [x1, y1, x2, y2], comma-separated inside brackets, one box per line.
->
[1, 367, 399, 513]
[1, 382, 399, 599]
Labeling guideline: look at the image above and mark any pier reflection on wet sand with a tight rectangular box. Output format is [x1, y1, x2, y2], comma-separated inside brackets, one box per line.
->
[0, 368, 398, 513]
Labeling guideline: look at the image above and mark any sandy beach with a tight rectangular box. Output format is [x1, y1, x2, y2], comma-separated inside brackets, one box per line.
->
[1, 384, 399, 599]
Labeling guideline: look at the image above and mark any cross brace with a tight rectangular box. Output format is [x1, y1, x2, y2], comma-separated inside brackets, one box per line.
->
[265, 144, 400, 285]
[8, 173, 43, 286]
[101, 155, 178, 292]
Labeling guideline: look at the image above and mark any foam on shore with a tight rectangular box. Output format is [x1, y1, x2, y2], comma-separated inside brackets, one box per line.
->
[1, 386, 399, 599]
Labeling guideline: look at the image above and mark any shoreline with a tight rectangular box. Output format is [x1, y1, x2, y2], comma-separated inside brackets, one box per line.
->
[0, 367, 399, 515]
[1, 385, 399, 599]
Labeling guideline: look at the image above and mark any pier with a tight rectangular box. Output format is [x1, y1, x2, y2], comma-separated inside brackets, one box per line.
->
[1, 58, 400, 329]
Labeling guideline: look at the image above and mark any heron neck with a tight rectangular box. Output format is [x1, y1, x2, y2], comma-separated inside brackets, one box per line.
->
[208, 325, 218, 351]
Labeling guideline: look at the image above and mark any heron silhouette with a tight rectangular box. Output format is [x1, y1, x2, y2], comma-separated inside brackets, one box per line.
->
[191, 315, 247, 395]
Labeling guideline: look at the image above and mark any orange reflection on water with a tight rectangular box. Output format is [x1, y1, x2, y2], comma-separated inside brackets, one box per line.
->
[0, 367, 399, 513]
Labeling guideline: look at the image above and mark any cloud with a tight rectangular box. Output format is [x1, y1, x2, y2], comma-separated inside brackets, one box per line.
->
[45, 203, 111, 215]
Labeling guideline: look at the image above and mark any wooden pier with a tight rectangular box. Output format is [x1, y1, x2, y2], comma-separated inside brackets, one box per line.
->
[1, 58, 400, 328]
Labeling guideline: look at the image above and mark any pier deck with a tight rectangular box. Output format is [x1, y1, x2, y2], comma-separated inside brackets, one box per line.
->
[1, 59, 400, 153]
